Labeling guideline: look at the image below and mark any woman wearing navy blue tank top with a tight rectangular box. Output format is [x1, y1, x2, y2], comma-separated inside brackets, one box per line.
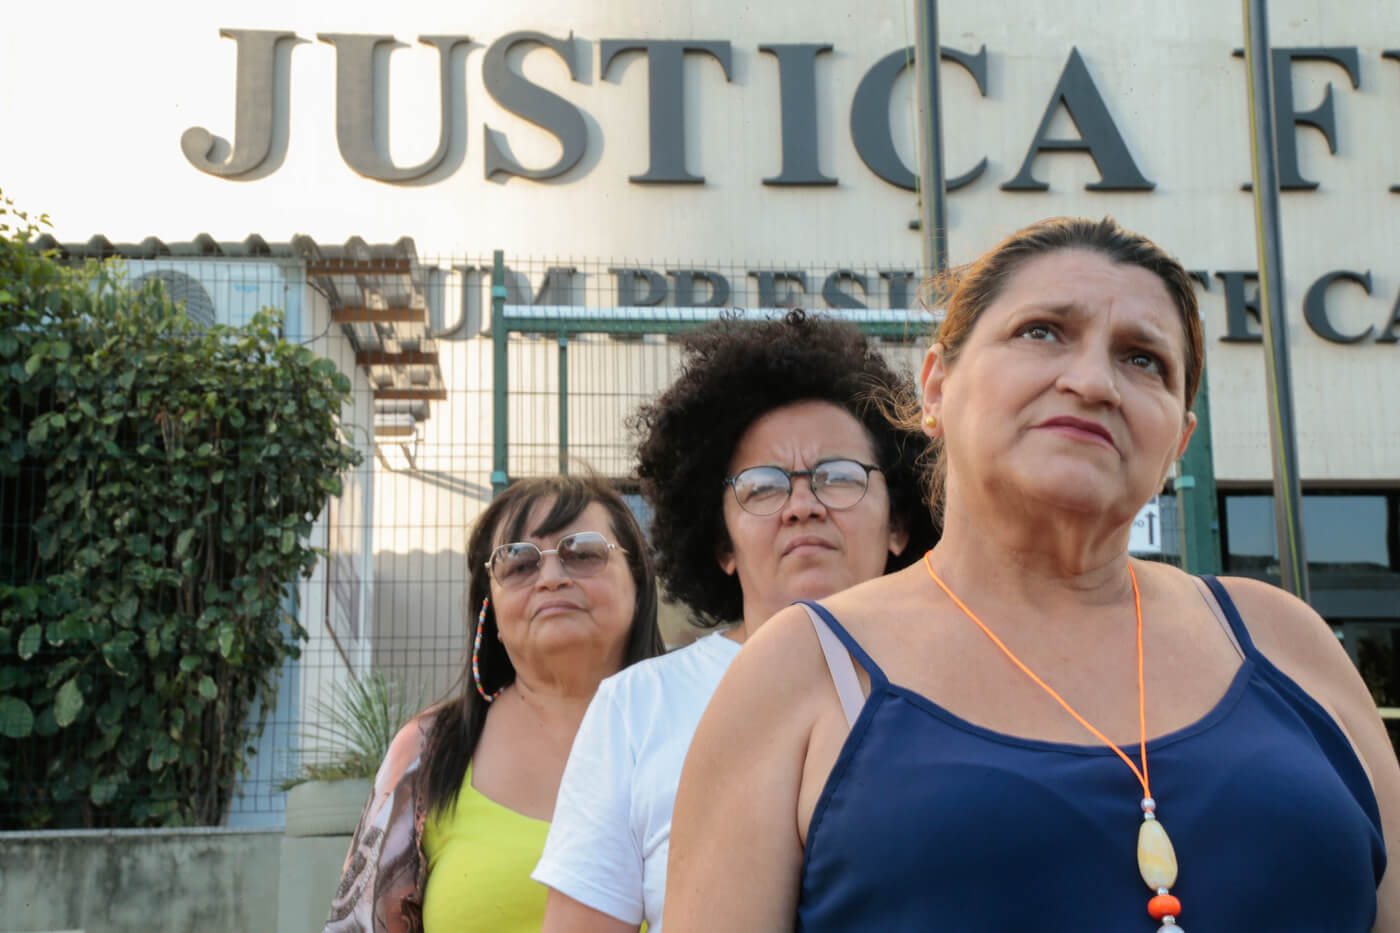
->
[664, 217, 1400, 932]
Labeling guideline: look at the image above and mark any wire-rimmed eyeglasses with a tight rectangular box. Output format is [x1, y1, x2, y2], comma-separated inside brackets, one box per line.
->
[723, 458, 881, 516]
[484, 531, 625, 588]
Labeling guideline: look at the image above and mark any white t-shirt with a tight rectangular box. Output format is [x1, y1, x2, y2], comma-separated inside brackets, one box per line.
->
[533, 631, 742, 932]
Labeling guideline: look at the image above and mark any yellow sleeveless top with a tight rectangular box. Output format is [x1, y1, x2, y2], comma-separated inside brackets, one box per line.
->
[421, 763, 551, 933]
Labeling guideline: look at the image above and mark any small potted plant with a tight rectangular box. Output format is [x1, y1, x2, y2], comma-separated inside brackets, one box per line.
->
[282, 671, 418, 836]
[278, 672, 418, 931]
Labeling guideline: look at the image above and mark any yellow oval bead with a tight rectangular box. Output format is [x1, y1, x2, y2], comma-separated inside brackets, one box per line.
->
[1138, 817, 1178, 889]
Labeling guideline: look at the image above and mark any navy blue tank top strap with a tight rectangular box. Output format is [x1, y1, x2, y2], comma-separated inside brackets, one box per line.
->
[1198, 574, 1386, 861]
[1199, 574, 1260, 656]
[796, 600, 889, 691]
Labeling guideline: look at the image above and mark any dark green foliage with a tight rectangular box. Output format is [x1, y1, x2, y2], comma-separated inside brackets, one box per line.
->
[0, 193, 362, 827]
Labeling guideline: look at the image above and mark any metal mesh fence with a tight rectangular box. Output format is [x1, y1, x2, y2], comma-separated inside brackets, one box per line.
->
[483, 256, 935, 481]
[0, 248, 942, 828]
[7, 245, 1398, 827]
[15, 236, 1400, 831]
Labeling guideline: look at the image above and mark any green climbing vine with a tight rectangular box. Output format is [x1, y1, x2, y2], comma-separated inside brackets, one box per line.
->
[0, 193, 362, 827]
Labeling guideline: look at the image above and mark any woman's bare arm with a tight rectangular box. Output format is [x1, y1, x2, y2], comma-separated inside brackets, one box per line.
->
[1221, 577, 1400, 931]
[540, 891, 639, 933]
[662, 608, 827, 932]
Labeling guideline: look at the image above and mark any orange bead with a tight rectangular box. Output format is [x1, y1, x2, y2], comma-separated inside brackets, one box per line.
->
[1147, 894, 1181, 919]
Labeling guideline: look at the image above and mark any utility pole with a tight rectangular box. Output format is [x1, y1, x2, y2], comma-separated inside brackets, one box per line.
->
[1242, 0, 1310, 600]
[912, 0, 948, 275]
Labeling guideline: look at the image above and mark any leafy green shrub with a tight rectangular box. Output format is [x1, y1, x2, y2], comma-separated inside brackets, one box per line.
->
[0, 193, 363, 827]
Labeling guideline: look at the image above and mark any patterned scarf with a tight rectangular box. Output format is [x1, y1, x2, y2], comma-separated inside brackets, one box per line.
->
[323, 712, 434, 933]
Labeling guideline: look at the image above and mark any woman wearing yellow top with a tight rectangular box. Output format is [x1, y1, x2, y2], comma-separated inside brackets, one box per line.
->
[325, 474, 664, 933]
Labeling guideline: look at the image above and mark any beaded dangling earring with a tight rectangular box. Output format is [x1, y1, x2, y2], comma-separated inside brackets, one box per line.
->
[472, 597, 503, 703]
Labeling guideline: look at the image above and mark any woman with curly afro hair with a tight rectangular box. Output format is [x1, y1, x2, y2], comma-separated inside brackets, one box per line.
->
[534, 310, 937, 933]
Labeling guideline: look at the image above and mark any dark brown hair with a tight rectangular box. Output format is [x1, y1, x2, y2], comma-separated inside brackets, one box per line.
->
[633, 309, 939, 627]
[914, 216, 1204, 520]
[421, 474, 663, 816]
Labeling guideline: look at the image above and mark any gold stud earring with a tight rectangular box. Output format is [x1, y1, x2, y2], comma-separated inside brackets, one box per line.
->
[924, 414, 938, 429]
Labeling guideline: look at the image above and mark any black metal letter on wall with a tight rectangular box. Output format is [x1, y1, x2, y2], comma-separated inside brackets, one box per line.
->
[318, 33, 473, 183]
[610, 268, 667, 306]
[881, 271, 917, 309]
[600, 39, 734, 184]
[749, 271, 809, 307]
[1232, 47, 1361, 191]
[822, 271, 871, 309]
[850, 45, 988, 192]
[760, 44, 837, 186]
[1214, 271, 1263, 343]
[181, 29, 306, 179]
[1303, 269, 1374, 343]
[1380, 291, 1400, 343]
[1384, 50, 1400, 193]
[1002, 47, 1154, 192]
[483, 32, 589, 182]
[669, 269, 731, 307]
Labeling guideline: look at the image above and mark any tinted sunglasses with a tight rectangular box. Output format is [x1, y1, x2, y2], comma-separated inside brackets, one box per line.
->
[484, 531, 624, 589]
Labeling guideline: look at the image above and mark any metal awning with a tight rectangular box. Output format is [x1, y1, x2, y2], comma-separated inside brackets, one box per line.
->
[33, 232, 448, 447]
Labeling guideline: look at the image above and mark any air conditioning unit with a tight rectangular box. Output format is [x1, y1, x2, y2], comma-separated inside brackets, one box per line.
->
[122, 259, 294, 331]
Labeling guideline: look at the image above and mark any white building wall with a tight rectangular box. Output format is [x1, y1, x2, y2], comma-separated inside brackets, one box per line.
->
[293, 281, 378, 747]
[370, 335, 494, 700]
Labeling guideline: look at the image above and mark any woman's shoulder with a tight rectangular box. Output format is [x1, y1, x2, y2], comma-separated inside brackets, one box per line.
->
[1208, 573, 1332, 652]
[374, 707, 441, 787]
[1215, 572, 1400, 885]
[724, 606, 839, 698]
[602, 630, 741, 696]
[725, 567, 931, 701]
[1169, 570, 1350, 684]
[638, 629, 741, 673]
[1210, 572, 1306, 607]
[814, 562, 929, 636]
[1208, 574, 1377, 730]
[682, 607, 839, 768]
[396, 705, 441, 743]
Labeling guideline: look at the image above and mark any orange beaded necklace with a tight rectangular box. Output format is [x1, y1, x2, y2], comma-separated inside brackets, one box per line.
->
[922, 552, 1184, 930]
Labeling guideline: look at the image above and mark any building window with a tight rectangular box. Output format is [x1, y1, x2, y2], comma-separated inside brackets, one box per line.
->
[1221, 488, 1400, 756]
[1221, 491, 1397, 576]
[1337, 622, 1400, 756]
